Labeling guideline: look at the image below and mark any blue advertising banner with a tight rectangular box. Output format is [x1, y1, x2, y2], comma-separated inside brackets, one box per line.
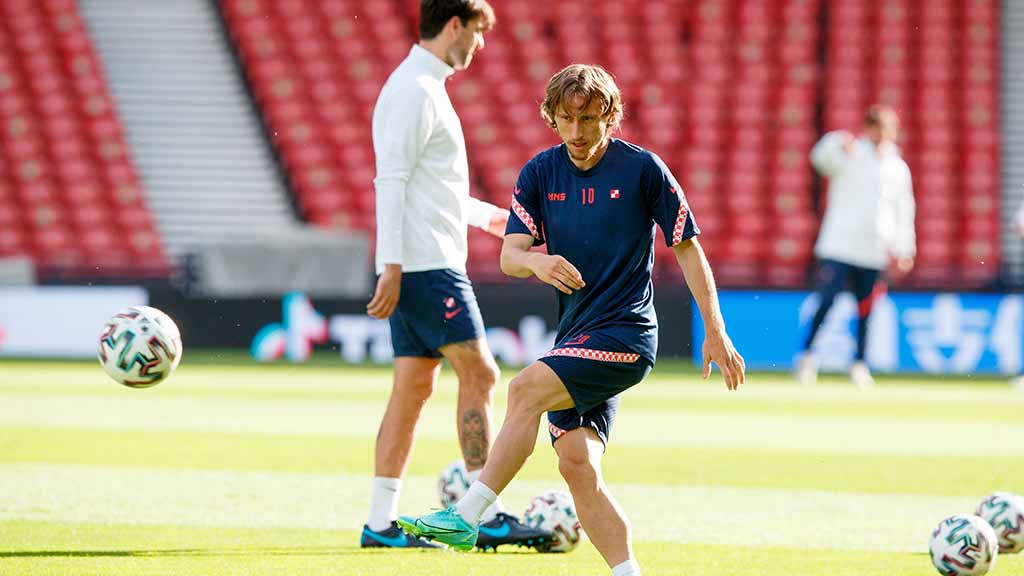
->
[692, 291, 1023, 374]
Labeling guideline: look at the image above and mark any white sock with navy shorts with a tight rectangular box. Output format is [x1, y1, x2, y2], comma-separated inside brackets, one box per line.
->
[367, 476, 401, 532]
[466, 468, 505, 522]
[455, 481, 497, 526]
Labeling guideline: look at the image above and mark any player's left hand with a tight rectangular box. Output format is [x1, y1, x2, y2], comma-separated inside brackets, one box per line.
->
[486, 210, 509, 238]
[702, 329, 745, 391]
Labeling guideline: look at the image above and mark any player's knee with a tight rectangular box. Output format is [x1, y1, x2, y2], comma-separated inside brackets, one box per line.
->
[398, 376, 435, 405]
[557, 449, 599, 489]
[506, 373, 548, 416]
[458, 359, 498, 398]
[473, 359, 500, 392]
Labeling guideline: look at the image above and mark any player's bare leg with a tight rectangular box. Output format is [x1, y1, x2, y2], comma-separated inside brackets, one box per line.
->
[438, 341, 554, 549]
[363, 357, 444, 547]
[375, 357, 442, 478]
[439, 338, 499, 471]
[478, 361, 575, 493]
[555, 426, 634, 569]
[398, 361, 572, 550]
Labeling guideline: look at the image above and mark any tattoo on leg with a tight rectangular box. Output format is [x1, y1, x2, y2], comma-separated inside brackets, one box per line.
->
[459, 409, 488, 468]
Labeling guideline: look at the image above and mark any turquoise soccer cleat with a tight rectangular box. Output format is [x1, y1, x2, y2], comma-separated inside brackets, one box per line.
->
[396, 507, 478, 552]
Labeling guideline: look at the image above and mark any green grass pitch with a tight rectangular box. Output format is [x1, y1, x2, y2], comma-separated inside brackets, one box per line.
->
[1, 355, 1022, 575]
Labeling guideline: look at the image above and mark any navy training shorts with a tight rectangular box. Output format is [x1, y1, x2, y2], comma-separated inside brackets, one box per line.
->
[388, 269, 486, 358]
[539, 331, 653, 447]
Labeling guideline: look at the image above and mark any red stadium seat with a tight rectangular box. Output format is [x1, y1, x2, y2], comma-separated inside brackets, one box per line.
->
[0, 0, 165, 278]
[212, 0, 999, 288]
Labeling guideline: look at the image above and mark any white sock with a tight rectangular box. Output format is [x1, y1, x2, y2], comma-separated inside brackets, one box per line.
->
[611, 559, 642, 576]
[455, 480, 497, 526]
[367, 476, 401, 532]
[465, 468, 505, 522]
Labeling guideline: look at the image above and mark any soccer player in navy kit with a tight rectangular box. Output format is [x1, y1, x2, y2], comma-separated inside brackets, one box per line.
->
[399, 65, 745, 576]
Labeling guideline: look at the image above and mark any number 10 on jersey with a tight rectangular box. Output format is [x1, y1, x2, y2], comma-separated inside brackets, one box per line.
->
[581, 187, 595, 205]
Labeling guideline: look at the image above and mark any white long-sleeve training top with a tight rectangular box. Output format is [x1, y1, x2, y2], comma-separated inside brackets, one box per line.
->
[809, 131, 917, 271]
[372, 44, 501, 275]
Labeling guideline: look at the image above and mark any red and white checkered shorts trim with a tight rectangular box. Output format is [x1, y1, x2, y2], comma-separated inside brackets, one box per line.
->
[548, 422, 568, 439]
[671, 202, 690, 246]
[511, 199, 540, 240]
[543, 347, 641, 363]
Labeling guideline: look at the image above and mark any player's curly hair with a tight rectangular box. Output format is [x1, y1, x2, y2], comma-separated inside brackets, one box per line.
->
[540, 64, 623, 132]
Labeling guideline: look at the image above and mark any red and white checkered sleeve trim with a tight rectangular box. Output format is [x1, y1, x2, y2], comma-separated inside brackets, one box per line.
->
[671, 203, 690, 246]
[511, 199, 540, 240]
[543, 347, 641, 363]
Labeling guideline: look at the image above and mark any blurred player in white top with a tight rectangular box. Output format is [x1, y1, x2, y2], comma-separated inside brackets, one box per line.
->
[362, 0, 550, 551]
[797, 106, 916, 388]
[1013, 203, 1024, 392]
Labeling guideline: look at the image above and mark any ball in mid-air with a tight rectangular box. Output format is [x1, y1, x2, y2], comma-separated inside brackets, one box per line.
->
[98, 306, 182, 388]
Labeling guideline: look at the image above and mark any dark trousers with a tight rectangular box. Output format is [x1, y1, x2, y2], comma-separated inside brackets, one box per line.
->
[803, 259, 885, 361]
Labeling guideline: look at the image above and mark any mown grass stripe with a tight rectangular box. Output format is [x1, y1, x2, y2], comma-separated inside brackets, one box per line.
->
[2, 380, 1023, 424]
[3, 362, 1022, 423]
[0, 463, 982, 553]
[4, 391, 1022, 457]
[6, 519, 998, 576]
[3, 427, 1021, 497]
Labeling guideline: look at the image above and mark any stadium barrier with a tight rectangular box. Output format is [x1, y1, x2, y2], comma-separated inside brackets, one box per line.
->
[149, 284, 694, 367]
[0, 286, 147, 358]
[694, 291, 1024, 375]
[181, 229, 371, 298]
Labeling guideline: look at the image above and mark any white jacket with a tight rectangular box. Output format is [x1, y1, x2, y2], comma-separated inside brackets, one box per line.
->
[372, 45, 500, 274]
[810, 131, 916, 270]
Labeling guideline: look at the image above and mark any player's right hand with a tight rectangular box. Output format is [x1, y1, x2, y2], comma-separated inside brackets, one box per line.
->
[367, 264, 402, 319]
[530, 254, 585, 295]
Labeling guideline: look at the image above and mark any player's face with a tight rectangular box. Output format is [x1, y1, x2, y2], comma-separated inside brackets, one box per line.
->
[865, 120, 899, 147]
[446, 16, 487, 70]
[554, 94, 614, 169]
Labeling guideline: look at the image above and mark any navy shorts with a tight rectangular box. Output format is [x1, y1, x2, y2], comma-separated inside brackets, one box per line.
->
[388, 269, 486, 358]
[539, 332, 653, 446]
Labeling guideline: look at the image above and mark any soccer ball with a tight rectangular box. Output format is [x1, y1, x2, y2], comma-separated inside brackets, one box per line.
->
[438, 460, 471, 508]
[975, 492, 1024, 554]
[523, 490, 583, 553]
[98, 306, 182, 388]
[929, 514, 998, 576]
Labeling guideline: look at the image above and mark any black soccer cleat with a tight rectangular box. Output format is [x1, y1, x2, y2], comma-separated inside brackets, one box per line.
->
[474, 512, 554, 551]
[360, 521, 444, 549]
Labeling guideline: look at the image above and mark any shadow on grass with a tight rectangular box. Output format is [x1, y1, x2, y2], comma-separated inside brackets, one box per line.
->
[0, 547, 384, 558]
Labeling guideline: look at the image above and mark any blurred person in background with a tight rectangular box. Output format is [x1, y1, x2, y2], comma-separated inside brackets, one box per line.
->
[796, 106, 916, 389]
[363, 0, 549, 550]
[1012, 203, 1024, 391]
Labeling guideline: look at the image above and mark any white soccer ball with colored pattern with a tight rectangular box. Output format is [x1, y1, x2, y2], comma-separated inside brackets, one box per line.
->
[975, 492, 1024, 554]
[929, 514, 998, 576]
[98, 306, 182, 388]
[438, 460, 471, 508]
[523, 490, 583, 553]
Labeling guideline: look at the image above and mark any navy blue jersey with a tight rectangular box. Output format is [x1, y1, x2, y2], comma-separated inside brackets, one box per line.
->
[505, 138, 699, 363]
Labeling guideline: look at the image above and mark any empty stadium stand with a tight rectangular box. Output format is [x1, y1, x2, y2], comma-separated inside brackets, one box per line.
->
[0, 0, 168, 278]
[221, 0, 830, 286]
[0, 0, 1002, 288]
